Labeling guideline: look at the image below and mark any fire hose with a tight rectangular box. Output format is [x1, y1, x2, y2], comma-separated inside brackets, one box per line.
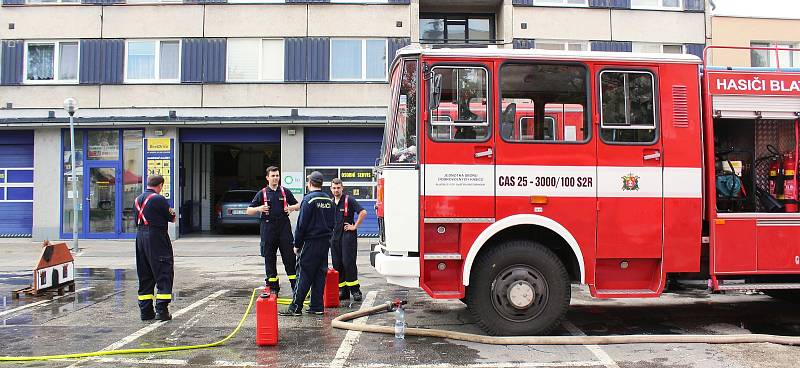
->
[331, 301, 800, 346]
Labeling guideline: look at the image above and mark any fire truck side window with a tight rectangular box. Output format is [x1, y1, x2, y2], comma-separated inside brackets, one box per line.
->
[389, 60, 418, 164]
[429, 67, 490, 142]
[599, 71, 658, 144]
[499, 63, 588, 143]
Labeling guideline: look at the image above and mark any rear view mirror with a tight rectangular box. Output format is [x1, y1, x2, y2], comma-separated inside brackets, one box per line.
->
[429, 73, 442, 111]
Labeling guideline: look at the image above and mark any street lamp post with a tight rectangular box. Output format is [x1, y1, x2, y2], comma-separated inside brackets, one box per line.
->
[63, 98, 79, 253]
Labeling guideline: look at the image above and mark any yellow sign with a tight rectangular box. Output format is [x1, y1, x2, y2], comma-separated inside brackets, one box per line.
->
[147, 159, 172, 199]
[147, 138, 171, 152]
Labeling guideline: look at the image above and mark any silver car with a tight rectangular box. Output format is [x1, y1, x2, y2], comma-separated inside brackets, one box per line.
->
[216, 190, 260, 232]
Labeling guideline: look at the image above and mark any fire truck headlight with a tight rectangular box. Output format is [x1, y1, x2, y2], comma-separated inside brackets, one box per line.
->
[437, 262, 446, 271]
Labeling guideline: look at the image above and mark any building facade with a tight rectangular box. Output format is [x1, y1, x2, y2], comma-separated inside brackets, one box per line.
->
[0, 0, 708, 240]
[709, 12, 800, 68]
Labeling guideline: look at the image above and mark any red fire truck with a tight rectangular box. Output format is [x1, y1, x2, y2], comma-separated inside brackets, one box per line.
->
[370, 45, 800, 336]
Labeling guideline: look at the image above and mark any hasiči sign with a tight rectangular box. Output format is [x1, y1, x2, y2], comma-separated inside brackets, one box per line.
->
[708, 72, 800, 96]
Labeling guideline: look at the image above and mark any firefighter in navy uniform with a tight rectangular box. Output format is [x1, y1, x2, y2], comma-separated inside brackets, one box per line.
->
[246, 166, 300, 295]
[280, 171, 335, 316]
[330, 178, 368, 301]
[134, 175, 177, 321]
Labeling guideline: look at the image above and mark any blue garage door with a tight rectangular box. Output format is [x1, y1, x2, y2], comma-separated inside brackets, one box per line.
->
[0, 131, 34, 238]
[304, 127, 383, 237]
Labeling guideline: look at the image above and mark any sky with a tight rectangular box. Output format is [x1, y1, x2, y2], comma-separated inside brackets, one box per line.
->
[712, 0, 800, 19]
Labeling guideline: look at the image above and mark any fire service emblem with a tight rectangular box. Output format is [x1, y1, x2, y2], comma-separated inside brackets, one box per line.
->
[621, 173, 640, 191]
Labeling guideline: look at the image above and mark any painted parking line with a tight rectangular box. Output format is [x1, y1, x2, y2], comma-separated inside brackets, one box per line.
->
[329, 290, 379, 368]
[0, 287, 93, 318]
[101, 289, 229, 351]
[309, 362, 605, 368]
[562, 321, 619, 368]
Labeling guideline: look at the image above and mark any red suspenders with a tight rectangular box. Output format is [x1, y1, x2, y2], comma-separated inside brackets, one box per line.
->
[262, 186, 289, 212]
[135, 193, 157, 225]
[344, 195, 349, 217]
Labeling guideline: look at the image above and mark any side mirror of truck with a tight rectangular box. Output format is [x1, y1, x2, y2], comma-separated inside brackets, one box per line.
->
[429, 73, 442, 111]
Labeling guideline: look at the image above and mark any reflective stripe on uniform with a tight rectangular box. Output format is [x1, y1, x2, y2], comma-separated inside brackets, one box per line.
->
[287, 275, 297, 280]
[156, 294, 172, 300]
[138, 295, 154, 301]
[308, 197, 332, 204]
[345, 280, 360, 287]
[267, 277, 279, 282]
[338, 282, 347, 287]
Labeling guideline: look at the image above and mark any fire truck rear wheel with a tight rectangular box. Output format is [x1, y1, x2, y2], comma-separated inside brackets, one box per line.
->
[466, 240, 570, 336]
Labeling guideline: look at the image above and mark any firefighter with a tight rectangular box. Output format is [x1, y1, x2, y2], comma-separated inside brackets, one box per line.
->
[330, 178, 367, 301]
[247, 166, 301, 295]
[134, 174, 177, 321]
[280, 171, 335, 316]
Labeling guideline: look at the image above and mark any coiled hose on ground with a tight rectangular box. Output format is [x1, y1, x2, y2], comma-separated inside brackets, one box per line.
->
[331, 301, 800, 346]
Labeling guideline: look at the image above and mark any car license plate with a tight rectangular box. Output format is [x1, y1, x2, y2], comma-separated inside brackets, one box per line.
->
[232, 209, 246, 215]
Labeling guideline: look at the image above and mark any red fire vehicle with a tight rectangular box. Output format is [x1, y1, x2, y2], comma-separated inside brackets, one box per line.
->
[371, 45, 800, 336]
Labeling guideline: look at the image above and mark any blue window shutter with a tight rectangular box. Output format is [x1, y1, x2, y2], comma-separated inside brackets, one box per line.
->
[1, 40, 23, 86]
[285, 38, 307, 82]
[102, 39, 125, 85]
[388, 0, 410, 3]
[181, 38, 204, 83]
[183, 0, 226, 3]
[82, 0, 124, 4]
[79, 39, 103, 84]
[512, 0, 532, 5]
[307, 37, 330, 82]
[685, 43, 705, 59]
[203, 38, 226, 83]
[388, 37, 410, 64]
[591, 41, 632, 52]
[608, 0, 630, 8]
[684, 0, 703, 11]
[2, 0, 25, 5]
[588, 0, 609, 7]
[513, 38, 535, 49]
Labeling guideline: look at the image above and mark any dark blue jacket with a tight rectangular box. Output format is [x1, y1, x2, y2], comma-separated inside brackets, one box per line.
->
[294, 190, 335, 248]
[134, 189, 174, 229]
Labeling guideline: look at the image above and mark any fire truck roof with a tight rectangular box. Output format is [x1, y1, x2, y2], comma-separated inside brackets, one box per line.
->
[395, 46, 703, 65]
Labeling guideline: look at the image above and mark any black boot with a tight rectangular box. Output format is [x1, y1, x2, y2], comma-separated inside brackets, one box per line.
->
[139, 300, 155, 321]
[350, 286, 363, 302]
[155, 304, 172, 321]
[339, 286, 350, 301]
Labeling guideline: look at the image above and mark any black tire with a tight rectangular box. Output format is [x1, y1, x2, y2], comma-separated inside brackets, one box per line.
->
[466, 240, 571, 336]
[764, 290, 800, 303]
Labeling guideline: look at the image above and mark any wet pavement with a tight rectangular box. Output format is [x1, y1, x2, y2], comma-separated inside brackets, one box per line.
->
[0, 238, 799, 367]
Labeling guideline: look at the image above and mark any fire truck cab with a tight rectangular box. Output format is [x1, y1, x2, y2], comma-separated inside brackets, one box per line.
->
[372, 46, 800, 336]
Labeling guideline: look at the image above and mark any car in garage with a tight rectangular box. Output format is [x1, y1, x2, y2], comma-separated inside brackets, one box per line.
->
[215, 190, 259, 233]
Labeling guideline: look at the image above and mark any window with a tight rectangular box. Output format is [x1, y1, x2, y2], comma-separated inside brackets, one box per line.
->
[600, 71, 657, 144]
[122, 130, 144, 234]
[330, 39, 387, 81]
[633, 42, 684, 54]
[26, 0, 79, 3]
[389, 60, 418, 164]
[124, 0, 181, 3]
[24, 41, 79, 83]
[750, 42, 800, 68]
[429, 66, 490, 142]
[536, 40, 589, 51]
[631, 0, 681, 10]
[419, 14, 495, 45]
[532, 0, 588, 6]
[125, 40, 180, 83]
[226, 39, 284, 82]
[499, 63, 588, 143]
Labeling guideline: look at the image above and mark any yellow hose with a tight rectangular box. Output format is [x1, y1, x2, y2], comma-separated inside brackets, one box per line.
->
[0, 288, 260, 362]
[332, 302, 800, 346]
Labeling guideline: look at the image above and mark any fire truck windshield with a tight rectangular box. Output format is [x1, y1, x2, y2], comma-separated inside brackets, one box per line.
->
[385, 60, 418, 164]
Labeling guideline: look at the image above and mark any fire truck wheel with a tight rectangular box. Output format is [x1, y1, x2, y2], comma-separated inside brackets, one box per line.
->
[764, 290, 800, 303]
[466, 240, 570, 336]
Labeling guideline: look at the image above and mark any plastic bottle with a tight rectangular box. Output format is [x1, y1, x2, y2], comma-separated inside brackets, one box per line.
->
[394, 301, 406, 339]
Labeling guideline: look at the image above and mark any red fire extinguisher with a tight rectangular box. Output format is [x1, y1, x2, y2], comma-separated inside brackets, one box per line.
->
[256, 287, 278, 346]
[323, 267, 340, 308]
[786, 153, 799, 213]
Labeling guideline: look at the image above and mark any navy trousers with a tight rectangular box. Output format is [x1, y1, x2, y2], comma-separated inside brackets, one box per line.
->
[136, 225, 174, 314]
[289, 237, 329, 312]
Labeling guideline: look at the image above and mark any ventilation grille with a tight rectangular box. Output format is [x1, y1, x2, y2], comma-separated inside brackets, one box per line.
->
[672, 85, 689, 128]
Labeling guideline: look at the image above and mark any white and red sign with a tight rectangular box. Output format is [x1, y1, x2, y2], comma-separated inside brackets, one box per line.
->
[708, 72, 800, 96]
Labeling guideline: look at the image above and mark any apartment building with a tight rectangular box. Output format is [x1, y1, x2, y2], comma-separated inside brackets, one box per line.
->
[0, 0, 707, 240]
[709, 6, 800, 68]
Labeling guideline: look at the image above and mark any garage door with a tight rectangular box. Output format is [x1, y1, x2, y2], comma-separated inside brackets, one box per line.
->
[304, 127, 383, 237]
[0, 131, 34, 238]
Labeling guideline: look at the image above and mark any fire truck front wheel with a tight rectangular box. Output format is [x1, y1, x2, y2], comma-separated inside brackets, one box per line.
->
[466, 240, 570, 336]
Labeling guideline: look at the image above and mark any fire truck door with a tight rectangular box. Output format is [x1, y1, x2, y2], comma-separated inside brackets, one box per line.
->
[423, 63, 495, 219]
[595, 68, 664, 260]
